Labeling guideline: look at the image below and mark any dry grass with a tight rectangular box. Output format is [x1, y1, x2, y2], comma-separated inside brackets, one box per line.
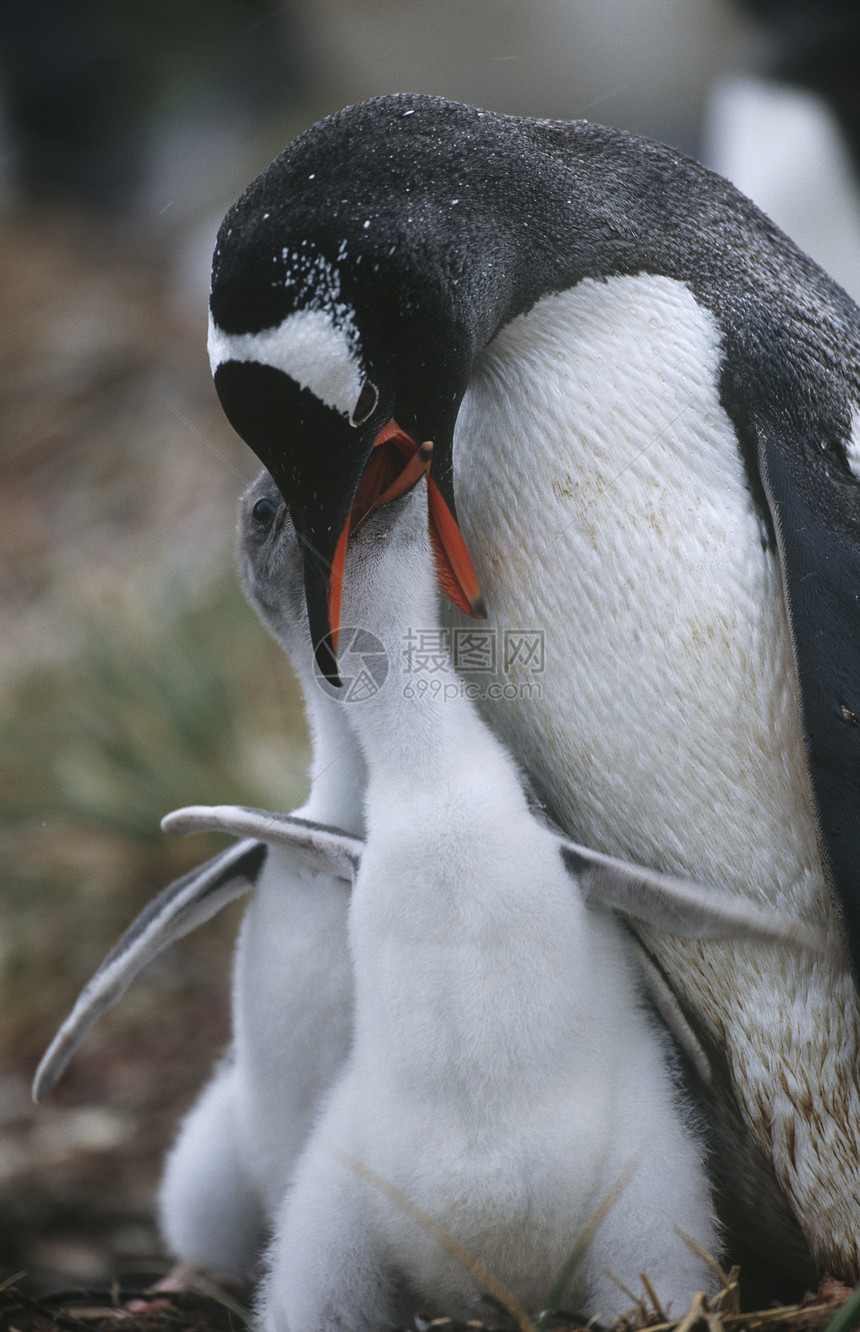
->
[0, 1271, 856, 1332]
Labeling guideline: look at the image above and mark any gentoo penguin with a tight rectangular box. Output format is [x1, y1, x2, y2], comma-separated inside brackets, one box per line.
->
[260, 466, 720, 1331]
[206, 93, 860, 1281]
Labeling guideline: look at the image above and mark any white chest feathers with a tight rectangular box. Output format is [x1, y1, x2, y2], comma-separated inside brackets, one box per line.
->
[452, 272, 860, 1276]
[453, 272, 821, 905]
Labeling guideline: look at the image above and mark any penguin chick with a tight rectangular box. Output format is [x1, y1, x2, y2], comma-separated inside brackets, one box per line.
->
[32, 813, 357, 1288]
[152, 471, 368, 1283]
[36, 783, 827, 1113]
[33, 472, 365, 1287]
[260, 473, 720, 1332]
[35, 788, 827, 1111]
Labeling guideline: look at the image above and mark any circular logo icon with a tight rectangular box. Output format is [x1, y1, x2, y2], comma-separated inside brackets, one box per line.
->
[313, 626, 389, 702]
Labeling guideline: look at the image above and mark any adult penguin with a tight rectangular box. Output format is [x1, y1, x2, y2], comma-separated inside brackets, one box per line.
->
[207, 93, 860, 1283]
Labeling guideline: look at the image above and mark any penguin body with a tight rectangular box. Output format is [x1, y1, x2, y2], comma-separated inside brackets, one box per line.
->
[207, 95, 860, 1278]
[261, 477, 719, 1331]
[32, 473, 364, 1286]
[156, 472, 366, 1278]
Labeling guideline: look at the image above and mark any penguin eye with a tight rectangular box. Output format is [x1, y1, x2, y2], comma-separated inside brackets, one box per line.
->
[252, 496, 277, 526]
[351, 378, 379, 426]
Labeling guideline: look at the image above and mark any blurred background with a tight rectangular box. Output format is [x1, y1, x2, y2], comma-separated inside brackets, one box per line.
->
[2, 0, 859, 1297]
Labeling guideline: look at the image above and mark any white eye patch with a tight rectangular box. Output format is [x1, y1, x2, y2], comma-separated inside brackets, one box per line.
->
[208, 307, 363, 420]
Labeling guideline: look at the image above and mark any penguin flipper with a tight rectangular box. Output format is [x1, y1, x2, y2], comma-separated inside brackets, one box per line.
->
[633, 945, 712, 1085]
[162, 805, 362, 883]
[755, 412, 860, 980]
[32, 839, 266, 1102]
[559, 838, 831, 955]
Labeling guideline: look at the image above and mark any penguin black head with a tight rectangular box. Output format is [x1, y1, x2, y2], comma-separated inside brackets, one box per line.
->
[208, 95, 515, 681]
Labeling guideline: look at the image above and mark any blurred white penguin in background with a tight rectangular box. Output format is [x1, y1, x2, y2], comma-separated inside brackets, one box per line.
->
[704, 0, 860, 301]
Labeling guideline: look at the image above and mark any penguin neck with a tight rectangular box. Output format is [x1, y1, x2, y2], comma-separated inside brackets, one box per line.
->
[355, 664, 491, 793]
[341, 522, 503, 796]
[298, 675, 367, 837]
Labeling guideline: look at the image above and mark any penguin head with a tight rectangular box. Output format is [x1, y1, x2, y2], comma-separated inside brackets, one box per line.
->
[238, 449, 437, 672]
[238, 468, 312, 661]
[239, 437, 440, 664]
[209, 96, 508, 683]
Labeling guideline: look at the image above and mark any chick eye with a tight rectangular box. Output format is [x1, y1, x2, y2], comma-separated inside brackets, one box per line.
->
[252, 496, 277, 525]
[351, 378, 378, 426]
